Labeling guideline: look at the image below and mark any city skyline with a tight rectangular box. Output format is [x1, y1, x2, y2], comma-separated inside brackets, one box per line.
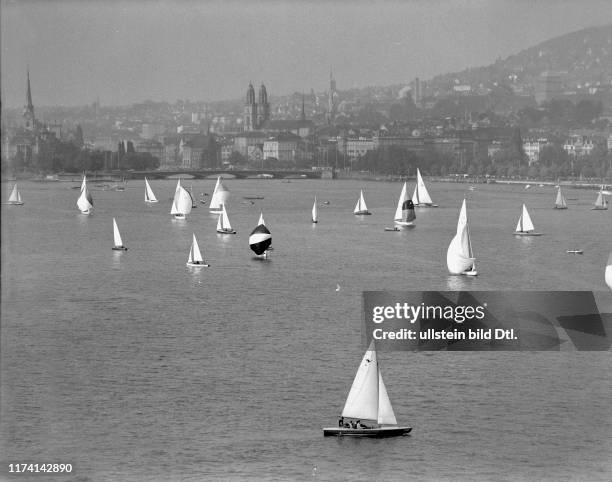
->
[2, 0, 612, 108]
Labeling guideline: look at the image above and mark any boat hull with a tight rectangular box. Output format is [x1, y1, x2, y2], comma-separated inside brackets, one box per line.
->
[7, 202, 24, 205]
[566, 250, 583, 254]
[514, 232, 542, 236]
[112, 246, 128, 251]
[186, 262, 209, 267]
[385, 227, 400, 231]
[217, 229, 236, 234]
[354, 211, 371, 215]
[394, 221, 414, 226]
[415, 204, 438, 208]
[323, 426, 411, 437]
[554, 206, 567, 210]
[591, 207, 608, 210]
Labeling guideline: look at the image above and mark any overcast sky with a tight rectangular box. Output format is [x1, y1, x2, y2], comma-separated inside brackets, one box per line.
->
[2, 0, 612, 107]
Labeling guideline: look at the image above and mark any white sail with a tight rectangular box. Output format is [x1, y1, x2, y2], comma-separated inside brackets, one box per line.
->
[414, 168, 433, 205]
[516, 204, 535, 232]
[7, 184, 23, 204]
[258, 212, 266, 226]
[341, 341, 379, 422]
[187, 233, 204, 264]
[594, 191, 607, 209]
[171, 180, 192, 217]
[210, 177, 229, 212]
[218, 204, 233, 231]
[144, 177, 158, 203]
[447, 199, 476, 274]
[76, 175, 93, 213]
[554, 187, 567, 208]
[394, 183, 408, 221]
[312, 197, 318, 223]
[377, 370, 397, 426]
[354, 190, 368, 214]
[606, 253, 612, 290]
[112, 218, 124, 247]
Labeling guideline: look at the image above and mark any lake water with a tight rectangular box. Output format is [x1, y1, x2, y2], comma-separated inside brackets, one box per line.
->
[1, 178, 611, 481]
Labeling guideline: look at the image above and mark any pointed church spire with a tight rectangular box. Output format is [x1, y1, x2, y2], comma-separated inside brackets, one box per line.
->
[26, 69, 34, 109]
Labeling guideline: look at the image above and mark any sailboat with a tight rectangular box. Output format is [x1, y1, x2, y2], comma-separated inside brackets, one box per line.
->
[111, 218, 128, 251]
[393, 182, 416, 226]
[186, 233, 209, 267]
[312, 196, 318, 223]
[76, 175, 93, 214]
[554, 186, 567, 209]
[216, 204, 236, 234]
[446, 199, 477, 276]
[209, 176, 229, 214]
[411, 169, 438, 207]
[144, 177, 158, 203]
[514, 204, 542, 236]
[592, 189, 608, 210]
[323, 340, 412, 437]
[354, 189, 371, 215]
[170, 179, 193, 219]
[605, 253, 612, 290]
[6, 184, 23, 205]
[249, 220, 272, 257]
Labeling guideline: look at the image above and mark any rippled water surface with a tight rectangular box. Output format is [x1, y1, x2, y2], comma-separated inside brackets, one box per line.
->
[1, 179, 611, 481]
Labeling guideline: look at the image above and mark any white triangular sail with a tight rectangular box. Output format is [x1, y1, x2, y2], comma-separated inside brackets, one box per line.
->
[377, 370, 397, 426]
[312, 197, 318, 223]
[7, 184, 23, 204]
[217, 204, 233, 231]
[354, 190, 368, 214]
[554, 187, 567, 208]
[112, 218, 124, 247]
[258, 212, 266, 226]
[76, 175, 93, 213]
[341, 341, 379, 422]
[144, 177, 158, 203]
[210, 177, 229, 212]
[170, 180, 192, 217]
[447, 199, 476, 274]
[594, 191, 608, 209]
[394, 183, 407, 221]
[605, 253, 612, 290]
[515, 204, 535, 232]
[413, 168, 433, 205]
[187, 233, 204, 264]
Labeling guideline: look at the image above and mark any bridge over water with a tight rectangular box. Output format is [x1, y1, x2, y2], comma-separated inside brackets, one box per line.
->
[128, 169, 322, 180]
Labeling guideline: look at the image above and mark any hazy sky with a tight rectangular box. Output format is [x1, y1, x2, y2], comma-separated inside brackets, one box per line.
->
[2, 0, 612, 107]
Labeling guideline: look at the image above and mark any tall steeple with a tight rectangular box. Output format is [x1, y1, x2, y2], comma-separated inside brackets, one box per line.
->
[300, 93, 306, 121]
[23, 69, 36, 130]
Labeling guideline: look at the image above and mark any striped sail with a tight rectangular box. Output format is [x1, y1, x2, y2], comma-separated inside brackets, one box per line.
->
[249, 223, 272, 255]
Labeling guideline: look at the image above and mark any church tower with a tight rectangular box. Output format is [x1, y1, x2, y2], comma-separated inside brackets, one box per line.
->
[257, 84, 270, 128]
[244, 83, 258, 131]
[327, 67, 337, 124]
[23, 69, 36, 131]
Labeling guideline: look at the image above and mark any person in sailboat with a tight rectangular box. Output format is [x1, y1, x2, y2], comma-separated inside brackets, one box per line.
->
[338, 417, 344, 427]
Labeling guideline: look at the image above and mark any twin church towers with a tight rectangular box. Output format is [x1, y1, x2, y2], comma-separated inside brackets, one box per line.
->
[243, 83, 270, 131]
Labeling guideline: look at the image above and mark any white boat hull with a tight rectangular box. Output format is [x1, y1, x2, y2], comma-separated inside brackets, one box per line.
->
[514, 232, 542, 236]
[323, 426, 411, 437]
[385, 227, 400, 231]
[415, 203, 438, 208]
[186, 261, 209, 267]
[394, 221, 414, 226]
[174, 214, 186, 219]
[566, 250, 583, 254]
